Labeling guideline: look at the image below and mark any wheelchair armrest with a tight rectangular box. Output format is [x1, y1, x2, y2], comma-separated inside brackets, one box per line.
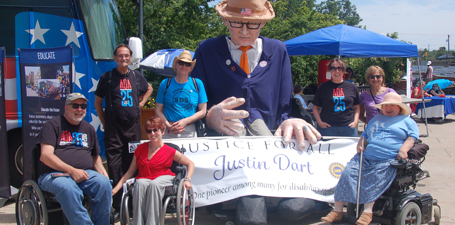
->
[175, 166, 186, 172]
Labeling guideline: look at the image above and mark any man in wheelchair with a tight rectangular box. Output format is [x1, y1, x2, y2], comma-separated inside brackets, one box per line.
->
[37, 93, 112, 224]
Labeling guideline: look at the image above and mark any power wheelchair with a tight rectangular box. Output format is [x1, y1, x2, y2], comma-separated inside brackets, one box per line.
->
[15, 145, 114, 225]
[119, 142, 195, 225]
[347, 141, 442, 225]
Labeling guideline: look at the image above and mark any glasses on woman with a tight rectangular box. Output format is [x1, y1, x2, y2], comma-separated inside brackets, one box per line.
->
[146, 128, 160, 134]
[178, 61, 192, 67]
[369, 75, 383, 79]
[329, 66, 344, 72]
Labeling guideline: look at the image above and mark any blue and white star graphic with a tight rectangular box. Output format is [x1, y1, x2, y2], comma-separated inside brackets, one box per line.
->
[61, 22, 84, 48]
[25, 21, 49, 45]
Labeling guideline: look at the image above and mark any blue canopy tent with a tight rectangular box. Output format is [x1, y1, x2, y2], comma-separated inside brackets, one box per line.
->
[284, 24, 419, 96]
[284, 24, 418, 58]
[284, 24, 431, 135]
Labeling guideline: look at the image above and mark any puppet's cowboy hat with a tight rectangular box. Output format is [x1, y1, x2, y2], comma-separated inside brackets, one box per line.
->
[373, 92, 412, 116]
[172, 50, 196, 72]
[216, 0, 275, 23]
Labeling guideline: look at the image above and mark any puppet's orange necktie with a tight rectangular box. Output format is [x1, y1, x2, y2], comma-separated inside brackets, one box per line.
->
[239, 46, 253, 74]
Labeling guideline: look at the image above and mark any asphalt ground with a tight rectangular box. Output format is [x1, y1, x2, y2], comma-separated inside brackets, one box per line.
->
[2, 114, 455, 224]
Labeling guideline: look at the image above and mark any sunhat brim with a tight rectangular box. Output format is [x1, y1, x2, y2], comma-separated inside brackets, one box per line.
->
[373, 102, 412, 116]
[172, 57, 196, 72]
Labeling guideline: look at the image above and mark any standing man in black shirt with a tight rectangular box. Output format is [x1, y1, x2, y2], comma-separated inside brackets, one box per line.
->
[94, 44, 153, 218]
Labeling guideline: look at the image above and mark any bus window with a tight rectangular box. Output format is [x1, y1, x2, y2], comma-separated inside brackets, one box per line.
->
[0, 7, 21, 57]
[79, 0, 126, 60]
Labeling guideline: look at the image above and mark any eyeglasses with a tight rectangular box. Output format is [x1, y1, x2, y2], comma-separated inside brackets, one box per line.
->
[329, 67, 344, 72]
[115, 54, 130, 59]
[369, 75, 383, 79]
[68, 103, 87, 109]
[178, 61, 192, 67]
[228, 20, 262, 30]
[146, 128, 160, 134]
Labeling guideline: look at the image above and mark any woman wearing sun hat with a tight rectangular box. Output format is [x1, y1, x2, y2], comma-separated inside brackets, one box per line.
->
[322, 92, 419, 225]
[155, 50, 208, 138]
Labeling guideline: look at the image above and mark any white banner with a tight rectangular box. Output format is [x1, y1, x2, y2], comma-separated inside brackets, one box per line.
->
[164, 136, 358, 207]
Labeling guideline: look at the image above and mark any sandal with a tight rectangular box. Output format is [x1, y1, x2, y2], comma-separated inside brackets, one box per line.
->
[356, 212, 373, 225]
[321, 211, 343, 223]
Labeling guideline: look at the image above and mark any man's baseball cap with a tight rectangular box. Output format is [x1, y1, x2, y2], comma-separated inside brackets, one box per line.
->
[65, 93, 88, 105]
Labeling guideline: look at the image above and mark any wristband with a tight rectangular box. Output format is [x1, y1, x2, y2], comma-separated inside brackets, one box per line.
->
[185, 177, 191, 182]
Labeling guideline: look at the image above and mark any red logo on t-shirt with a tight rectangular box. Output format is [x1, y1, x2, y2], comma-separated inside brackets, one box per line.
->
[120, 79, 132, 90]
[333, 88, 345, 97]
[60, 130, 73, 143]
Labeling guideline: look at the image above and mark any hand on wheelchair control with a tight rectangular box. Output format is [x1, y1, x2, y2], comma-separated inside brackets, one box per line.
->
[206, 97, 249, 136]
[274, 118, 321, 150]
[396, 149, 408, 160]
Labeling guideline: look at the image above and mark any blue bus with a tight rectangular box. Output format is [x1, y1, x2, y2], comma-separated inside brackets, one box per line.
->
[0, 0, 137, 190]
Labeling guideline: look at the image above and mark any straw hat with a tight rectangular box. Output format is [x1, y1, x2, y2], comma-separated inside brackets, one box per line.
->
[215, 0, 275, 23]
[373, 92, 412, 116]
[172, 50, 196, 72]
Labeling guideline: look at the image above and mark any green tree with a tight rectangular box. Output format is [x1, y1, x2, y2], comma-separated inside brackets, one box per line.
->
[316, 0, 362, 26]
[261, 1, 343, 88]
[116, 0, 222, 104]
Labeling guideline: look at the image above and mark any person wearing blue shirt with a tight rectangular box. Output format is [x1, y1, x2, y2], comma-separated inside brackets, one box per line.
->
[322, 92, 419, 225]
[293, 84, 308, 109]
[192, 0, 323, 224]
[155, 50, 207, 138]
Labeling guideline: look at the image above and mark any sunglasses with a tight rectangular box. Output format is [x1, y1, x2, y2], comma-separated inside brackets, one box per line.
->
[329, 66, 344, 72]
[369, 75, 383, 79]
[68, 103, 87, 109]
[228, 20, 262, 30]
[178, 61, 192, 67]
[146, 128, 160, 134]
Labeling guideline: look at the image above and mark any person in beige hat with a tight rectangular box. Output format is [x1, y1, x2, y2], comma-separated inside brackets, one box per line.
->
[322, 92, 419, 225]
[192, 0, 323, 224]
[155, 50, 207, 138]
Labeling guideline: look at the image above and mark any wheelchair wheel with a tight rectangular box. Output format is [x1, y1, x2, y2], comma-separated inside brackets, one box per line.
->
[394, 202, 421, 225]
[176, 179, 195, 225]
[120, 194, 133, 225]
[16, 180, 48, 225]
[434, 206, 441, 225]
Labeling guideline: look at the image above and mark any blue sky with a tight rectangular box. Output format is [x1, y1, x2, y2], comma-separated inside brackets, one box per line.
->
[210, 0, 455, 51]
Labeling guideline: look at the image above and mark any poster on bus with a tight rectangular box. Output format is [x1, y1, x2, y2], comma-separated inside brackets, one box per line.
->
[19, 46, 73, 181]
[0, 47, 11, 197]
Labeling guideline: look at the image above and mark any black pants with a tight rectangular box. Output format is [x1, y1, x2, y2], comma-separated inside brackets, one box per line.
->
[236, 196, 317, 225]
[104, 117, 142, 210]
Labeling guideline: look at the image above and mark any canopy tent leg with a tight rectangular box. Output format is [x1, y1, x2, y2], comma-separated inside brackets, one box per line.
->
[417, 57, 429, 137]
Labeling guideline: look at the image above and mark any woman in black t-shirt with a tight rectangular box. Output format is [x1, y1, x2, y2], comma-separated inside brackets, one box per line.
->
[312, 58, 360, 137]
